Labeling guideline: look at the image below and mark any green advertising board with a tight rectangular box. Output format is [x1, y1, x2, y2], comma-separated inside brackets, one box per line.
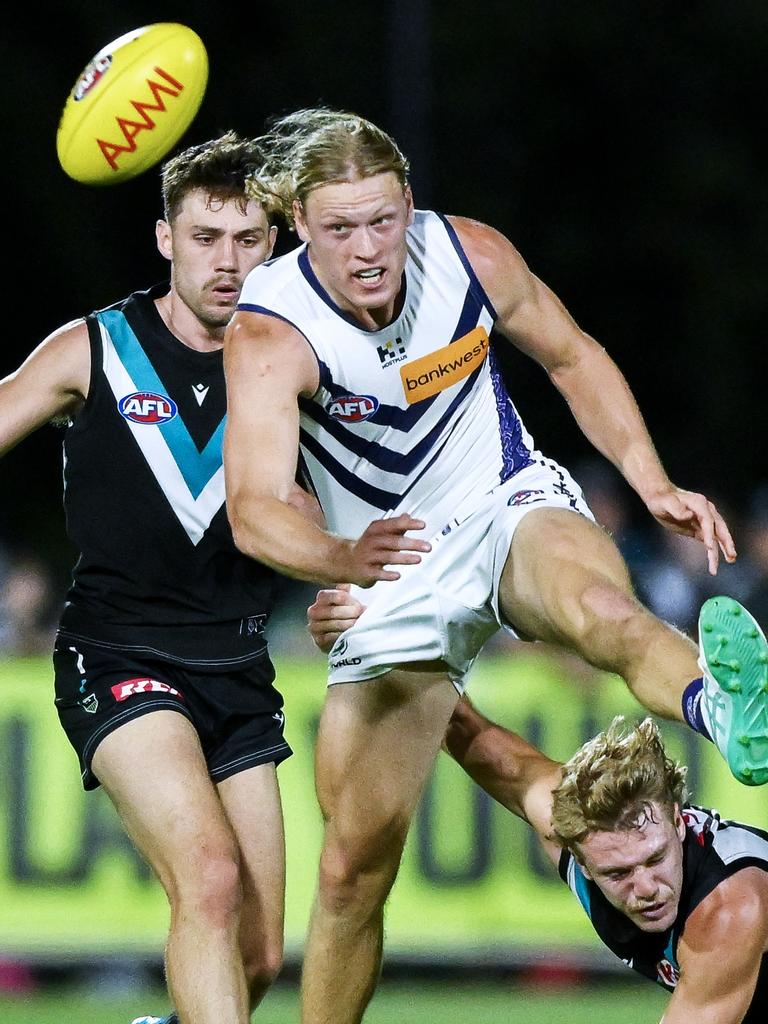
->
[1, 651, 765, 961]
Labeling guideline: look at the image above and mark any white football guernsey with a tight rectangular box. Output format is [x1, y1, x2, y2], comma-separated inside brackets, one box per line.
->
[238, 211, 593, 684]
[238, 210, 539, 540]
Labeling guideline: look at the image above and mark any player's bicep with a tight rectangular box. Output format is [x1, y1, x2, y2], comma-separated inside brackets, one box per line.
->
[223, 311, 317, 503]
[0, 322, 89, 456]
[662, 873, 767, 1024]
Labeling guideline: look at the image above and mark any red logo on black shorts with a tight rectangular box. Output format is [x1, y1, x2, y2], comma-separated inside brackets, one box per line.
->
[111, 678, 184, 702]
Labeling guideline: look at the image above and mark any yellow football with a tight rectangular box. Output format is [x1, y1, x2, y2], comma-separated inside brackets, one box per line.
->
[56, 23, 208, 186]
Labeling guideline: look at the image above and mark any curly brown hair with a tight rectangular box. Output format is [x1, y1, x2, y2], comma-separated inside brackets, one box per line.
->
[160, 131, 266, 224]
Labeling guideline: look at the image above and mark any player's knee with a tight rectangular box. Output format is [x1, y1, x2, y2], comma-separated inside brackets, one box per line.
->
[577, 582, 657, 662]
[579, 582, 641, 627]
[168, 845, 244, 929]
[318, 818, 408, 912]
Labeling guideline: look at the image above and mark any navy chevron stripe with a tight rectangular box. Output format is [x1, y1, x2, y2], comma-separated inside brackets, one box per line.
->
[299, 430, 398, 511]
[300, 357, 485, 476]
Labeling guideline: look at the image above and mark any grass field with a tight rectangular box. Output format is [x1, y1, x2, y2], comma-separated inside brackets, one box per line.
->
[0, 978, 668, 1023]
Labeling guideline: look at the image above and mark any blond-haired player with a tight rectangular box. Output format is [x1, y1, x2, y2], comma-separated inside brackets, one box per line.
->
[224, 107, 768, 1023]
[445, 703, 768, 1024]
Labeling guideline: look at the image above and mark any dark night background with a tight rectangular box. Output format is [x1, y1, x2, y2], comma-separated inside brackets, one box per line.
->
[3, 2, 767, 595]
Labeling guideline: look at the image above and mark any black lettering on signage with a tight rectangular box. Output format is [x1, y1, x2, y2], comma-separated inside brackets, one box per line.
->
[416, 772, 492, 884]
[4, 718, 150, 884]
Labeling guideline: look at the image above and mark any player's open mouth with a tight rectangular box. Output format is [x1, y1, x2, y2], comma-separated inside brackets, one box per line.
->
[353, 268, 385, 285]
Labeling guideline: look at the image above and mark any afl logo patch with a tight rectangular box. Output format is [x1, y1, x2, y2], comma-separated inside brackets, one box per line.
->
[507, 489, 546, 507]
[326, 394, 379, 422]
[74, 54, 113, 101]
[119, 392, 178, 424]
[656, 959, 680, 988]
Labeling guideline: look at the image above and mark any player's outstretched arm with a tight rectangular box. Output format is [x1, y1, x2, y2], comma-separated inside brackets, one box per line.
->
[444, 697, 563, 865]
[0, 321, 90, 458]
[660, 868, 768, 1024]
[450, 215, 735, 575]
[223, 311, 430, 586]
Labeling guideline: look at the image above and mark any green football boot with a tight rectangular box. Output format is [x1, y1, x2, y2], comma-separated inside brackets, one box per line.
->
[130, 1015, 178, 1024]
[698, 596, 768, 786]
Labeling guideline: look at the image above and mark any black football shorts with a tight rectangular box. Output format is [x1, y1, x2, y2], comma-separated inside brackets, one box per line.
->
[53, 637, 291, 790]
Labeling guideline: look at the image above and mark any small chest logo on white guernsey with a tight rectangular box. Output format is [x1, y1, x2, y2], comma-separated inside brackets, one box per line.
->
[118, 391, 178, 424]
[377, 337, 407, 367]
[326, 395, 379, 423]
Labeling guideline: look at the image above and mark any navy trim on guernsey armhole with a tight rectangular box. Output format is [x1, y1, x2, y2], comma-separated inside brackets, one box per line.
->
[436, 213, 499, 320]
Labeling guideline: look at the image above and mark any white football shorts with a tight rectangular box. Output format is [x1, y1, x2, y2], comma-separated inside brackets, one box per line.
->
[326, 458, 594, 690]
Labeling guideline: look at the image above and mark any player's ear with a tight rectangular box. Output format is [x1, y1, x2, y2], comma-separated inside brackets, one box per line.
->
[573, 846, 594, 880]
[294, 201, 310, 243]
[672, 803, 686, 842]
[156, 219, 172, 262]
[267, 224, 278, 258]
[404, 184, 415, 226]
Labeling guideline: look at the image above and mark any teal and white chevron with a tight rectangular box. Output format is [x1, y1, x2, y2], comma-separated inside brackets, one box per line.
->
[98, 311, 225, 545]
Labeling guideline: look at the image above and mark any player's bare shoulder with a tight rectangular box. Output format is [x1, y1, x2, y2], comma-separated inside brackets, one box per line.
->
[445, 215, 535, 320]
[6, 317, 90, 404]
[0, 318, 90, 454]
[224, 308, 319, 399]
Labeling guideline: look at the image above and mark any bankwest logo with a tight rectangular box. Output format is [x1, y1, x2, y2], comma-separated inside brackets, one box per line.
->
[97, 67, 185, 172]
[111, 678, 183, 702]
[400, 327, 489, 404]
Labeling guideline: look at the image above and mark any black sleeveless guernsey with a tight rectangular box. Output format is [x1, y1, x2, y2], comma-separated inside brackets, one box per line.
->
[57, 284, 276, 668]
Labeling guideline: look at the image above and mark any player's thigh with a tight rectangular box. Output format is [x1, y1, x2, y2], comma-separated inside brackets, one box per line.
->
[500, 506, 637, 647]
[316, 670, 459, 834]
[92, 709, 238, 889]
[217, 762, 285, 952]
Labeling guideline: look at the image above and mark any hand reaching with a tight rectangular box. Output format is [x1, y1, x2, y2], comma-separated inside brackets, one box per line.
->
[645, 487, 736, 576]
[340, 514, 430, 588]
[307, 584, 367, 653]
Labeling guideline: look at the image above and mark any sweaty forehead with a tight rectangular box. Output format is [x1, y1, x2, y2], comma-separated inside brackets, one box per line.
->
[305, 172, 405, 218]
[580, 816, 670, 870]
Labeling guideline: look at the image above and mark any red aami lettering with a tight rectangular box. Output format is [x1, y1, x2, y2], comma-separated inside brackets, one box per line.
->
[97, 67, 186, 171]
[111, 678, 183, 702]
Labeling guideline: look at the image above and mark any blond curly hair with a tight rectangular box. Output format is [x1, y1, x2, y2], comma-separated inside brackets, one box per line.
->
[551, 716, 688, 850]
